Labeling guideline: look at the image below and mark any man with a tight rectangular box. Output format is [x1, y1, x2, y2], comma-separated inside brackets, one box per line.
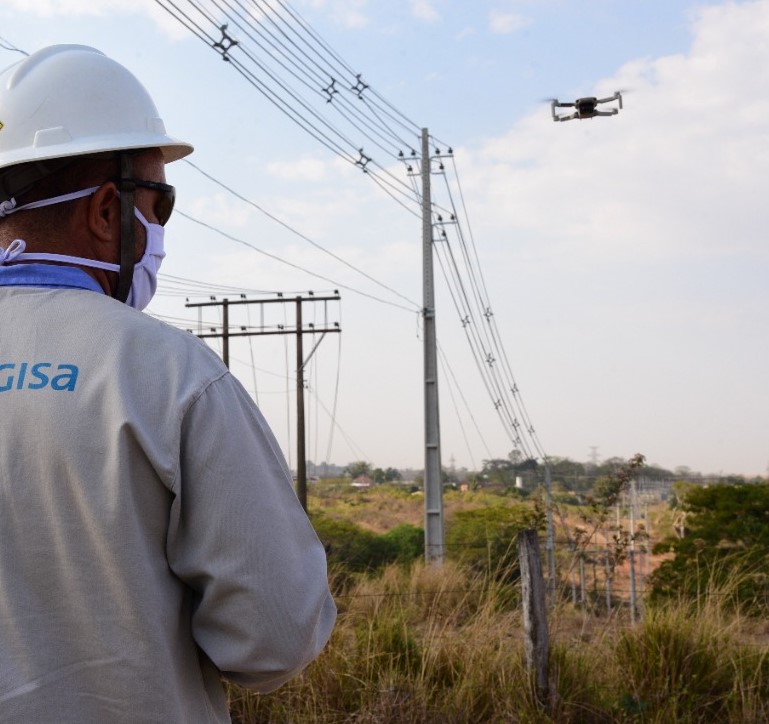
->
[0, 45, 335, 723]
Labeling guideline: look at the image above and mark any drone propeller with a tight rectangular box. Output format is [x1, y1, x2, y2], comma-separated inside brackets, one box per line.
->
[545, 89, 630, 103]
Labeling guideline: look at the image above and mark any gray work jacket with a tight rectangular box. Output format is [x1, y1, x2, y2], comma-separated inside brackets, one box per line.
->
[0, 284, 336, 723]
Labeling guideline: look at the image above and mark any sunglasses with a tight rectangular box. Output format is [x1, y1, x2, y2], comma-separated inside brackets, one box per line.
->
[117, 178, 176, 226]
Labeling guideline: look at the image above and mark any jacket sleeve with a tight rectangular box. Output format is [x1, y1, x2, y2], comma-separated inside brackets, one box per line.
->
[165, 371, 336, 693]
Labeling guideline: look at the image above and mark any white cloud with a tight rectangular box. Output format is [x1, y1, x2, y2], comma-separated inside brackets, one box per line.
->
[188, 192, 255, 230]
[1, 0, 202, 39]
[266, 157, 331, 182]
[411, 0, 440, 23]
[488, 10, 528, 35]
[324, 0, 369, 29]
[1, 0, 159, 16]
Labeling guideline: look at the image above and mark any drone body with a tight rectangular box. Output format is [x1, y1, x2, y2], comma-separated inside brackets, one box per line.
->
[551, 91, 623, 122]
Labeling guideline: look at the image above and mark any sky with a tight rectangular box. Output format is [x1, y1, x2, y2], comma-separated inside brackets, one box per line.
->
[1, 0, 767, 477]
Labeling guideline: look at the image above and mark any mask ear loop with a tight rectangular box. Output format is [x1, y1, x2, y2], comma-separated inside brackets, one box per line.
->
[114, 153, 136, 303]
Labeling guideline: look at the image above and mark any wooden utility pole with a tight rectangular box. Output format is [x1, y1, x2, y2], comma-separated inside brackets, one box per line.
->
[186, 293, 341, 510]
[518, 529, 550, 712]
[604, 525, 613, 614]
[544, 462, 556, 602]
[295, 298, 307, 508]
[629, 480, 638, 624]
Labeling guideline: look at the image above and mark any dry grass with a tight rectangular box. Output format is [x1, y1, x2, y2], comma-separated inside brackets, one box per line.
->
[309, 484, 521, 534]
[226, 488, 769, 721]
[227, 560, 769, 723]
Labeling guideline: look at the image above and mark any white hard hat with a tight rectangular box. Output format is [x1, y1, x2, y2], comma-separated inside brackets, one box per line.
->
[0, 44, 193, 171]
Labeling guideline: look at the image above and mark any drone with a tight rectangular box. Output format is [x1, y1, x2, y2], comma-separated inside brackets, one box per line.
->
[550, 91, 623, 122]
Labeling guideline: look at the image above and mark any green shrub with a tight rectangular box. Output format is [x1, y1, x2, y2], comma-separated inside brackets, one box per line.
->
[311, 513, 423, 572]
[354, 612, 422, 681]
[613, 604, 735, 720]
[650, 483, 769, 613]
[445, 504, 541, 581]
[549, 643, 613, 723]
[382, 523, 425, 562]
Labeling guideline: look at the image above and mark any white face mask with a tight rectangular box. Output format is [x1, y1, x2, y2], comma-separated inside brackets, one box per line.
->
[0, 187, 165, 311]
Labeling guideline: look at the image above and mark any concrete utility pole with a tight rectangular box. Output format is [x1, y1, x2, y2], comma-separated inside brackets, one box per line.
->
[422, 127, 445, 564]
[186, 293, 341, 510]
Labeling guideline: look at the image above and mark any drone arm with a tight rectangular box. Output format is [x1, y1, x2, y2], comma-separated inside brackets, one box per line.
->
[596, 92, 623, 107]
[551, 99, 577, 121]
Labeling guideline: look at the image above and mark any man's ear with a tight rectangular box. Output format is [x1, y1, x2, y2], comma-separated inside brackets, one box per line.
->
[87, 182, 120, 242]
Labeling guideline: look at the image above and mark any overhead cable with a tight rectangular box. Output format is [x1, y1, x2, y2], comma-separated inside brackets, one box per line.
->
[155, 0, 423, 206]
[183, 159, 420, 309]
[176, 209, 418, 312]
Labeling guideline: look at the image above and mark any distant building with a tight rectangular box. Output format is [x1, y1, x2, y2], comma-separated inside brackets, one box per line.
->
[351, 475, 373, 489]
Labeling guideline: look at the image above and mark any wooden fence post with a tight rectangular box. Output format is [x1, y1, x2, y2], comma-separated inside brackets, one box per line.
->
[518, 529, 550, 711]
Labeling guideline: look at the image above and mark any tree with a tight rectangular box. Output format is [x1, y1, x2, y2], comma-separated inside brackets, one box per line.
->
[642, 461, 675, 480]
[514, 457, 539, 473]
[593, 456, 631, 478]
[553, 453, 646, 588]
[345, 460, 372, 479]
[481, 458, 515, 486]
[371, 466, 402, 484]
[650, 483, 769, 610]
[548, 456, 588, 492]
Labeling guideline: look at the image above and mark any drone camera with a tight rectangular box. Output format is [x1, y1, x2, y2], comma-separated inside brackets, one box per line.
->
[576, 98, 598, 115]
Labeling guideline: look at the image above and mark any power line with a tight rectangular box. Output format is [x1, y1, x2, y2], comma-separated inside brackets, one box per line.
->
[200, 0, 551, 464]
[176, 209, 417, 312]
[0, 36, 29, 56]
[183, 159, 420, 309]
[324, 326, 343, 465]
[3, 20, 551, 471]
[434, 230, 535, 460]
[156, 0, 423, 207]
[312, 386, 369, 463]
[256, 0, 421, 142]
[224, 0, 411, 158]
[434, 158, 549, 462]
